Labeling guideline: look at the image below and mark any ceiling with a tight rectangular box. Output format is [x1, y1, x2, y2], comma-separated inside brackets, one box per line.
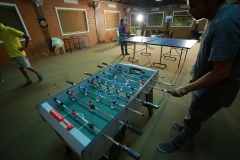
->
[102, 0, 187, 8]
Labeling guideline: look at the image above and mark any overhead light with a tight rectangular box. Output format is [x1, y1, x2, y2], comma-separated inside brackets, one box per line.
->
[156, 0, 162, 1]
[137, 15, 143, 21]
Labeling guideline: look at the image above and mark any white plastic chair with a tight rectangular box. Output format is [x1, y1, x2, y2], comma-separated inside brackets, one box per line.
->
[136, 30, 141, 36]
[51, 37, 65, 55]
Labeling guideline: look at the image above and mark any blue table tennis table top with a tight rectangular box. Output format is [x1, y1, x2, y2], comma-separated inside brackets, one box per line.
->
[123, 36, 198, 49]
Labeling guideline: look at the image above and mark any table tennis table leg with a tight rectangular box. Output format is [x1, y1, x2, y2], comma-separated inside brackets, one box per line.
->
[153, 46, 167, 68]
[128, 43, 138, 62]
[163, 47, 177, 61]
[177, 48, 188, 68]
[140, 44, 151, 56]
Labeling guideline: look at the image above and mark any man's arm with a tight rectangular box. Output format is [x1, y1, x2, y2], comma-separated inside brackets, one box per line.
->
[18, 34, 29, 51]
[172, 61, 233, 97]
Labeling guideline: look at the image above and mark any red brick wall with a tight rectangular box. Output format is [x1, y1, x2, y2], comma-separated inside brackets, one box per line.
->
[1, 0, 239, 67]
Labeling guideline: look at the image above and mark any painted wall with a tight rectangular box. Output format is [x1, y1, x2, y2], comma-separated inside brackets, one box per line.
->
[0, 0, 239, 67]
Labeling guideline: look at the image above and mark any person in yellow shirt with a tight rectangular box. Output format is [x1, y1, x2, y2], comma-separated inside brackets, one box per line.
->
[0, 23, 42, 87]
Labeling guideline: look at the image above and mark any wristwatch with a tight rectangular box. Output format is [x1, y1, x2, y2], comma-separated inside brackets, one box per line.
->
[180, 86, 188, 95]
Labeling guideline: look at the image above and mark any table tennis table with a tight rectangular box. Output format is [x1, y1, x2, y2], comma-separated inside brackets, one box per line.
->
[123, 36, 198, 68]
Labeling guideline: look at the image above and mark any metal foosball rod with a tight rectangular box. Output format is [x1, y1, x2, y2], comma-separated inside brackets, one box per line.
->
[135, 98, 159, 109]
[147, 85, 172, 94]
[150, 79, 173, 86]
[66, 80, 144, 116]
[102, 62, 165, 78]
[48, 93, 101, 132]
[48, 93, 140, 160]
[101, 64, 172, 86]
[84, 72, 133, 90]
[55, 84, 143, 135]
[97, 65, 140, 85]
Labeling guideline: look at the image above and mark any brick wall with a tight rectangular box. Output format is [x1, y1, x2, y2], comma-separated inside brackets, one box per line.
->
[1, 0, 239, 67]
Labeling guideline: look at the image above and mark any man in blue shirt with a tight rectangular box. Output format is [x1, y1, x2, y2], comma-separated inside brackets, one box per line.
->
[157, 0, 240, 152]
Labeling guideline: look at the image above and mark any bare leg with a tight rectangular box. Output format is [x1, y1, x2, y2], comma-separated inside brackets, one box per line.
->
[19, 67, 31, 82]
[26, 66, 40, 76]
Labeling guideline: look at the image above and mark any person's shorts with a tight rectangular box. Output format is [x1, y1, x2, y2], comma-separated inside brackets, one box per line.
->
[12, 56, 31, 68]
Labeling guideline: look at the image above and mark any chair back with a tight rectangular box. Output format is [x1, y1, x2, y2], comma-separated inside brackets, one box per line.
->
[136, 30, 141, 36]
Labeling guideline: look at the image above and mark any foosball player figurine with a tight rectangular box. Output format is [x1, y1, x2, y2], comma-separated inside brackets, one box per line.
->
[98, 82, 102, 90]
[121, 69, 125, 77]
[106, 85, 111, 94]
[105, 77, 108, 85]
[129, 68, 133, 73]
[126, 92, 130, 102]
[113, 73, 118, 80]
[72, 109, 77, 119]
[116, 89, 120, 97]
[88, 101, 94, 112]
[120, 82, 124, 91]
[139, 74, 143, 80]
[91, 78, 96, 87]
[70, 91, 75, 101]
[96, 91, 101, 102]
[129, 84, 134, 94]
[112, 79, 116, 88]
[96, 74, 101, 83]
[125, 76, 130, 86]
[140, 80, 144, 88]
[110, 97, 116, 109]
[83, 86, 88, 96]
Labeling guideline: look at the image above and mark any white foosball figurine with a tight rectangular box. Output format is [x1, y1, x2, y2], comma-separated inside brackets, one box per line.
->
[113, 74, 118, 80]
[70, 91, 75, 101]
[115, 89, 120, 98]
[110, 97, 116, 109]
[112, 79, 116, 88]
[120, 82, 124, 91]
[96, 91, 101, 102]
[125, 76, 130, 86]
[83, 86, 88, 96]
[105, 77, 108, 85]
[140, 80, 144, 88]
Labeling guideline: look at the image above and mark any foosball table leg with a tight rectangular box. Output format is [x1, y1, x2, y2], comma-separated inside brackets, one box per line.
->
[108, 120, 127, 160]
[146, 87, 153, 117]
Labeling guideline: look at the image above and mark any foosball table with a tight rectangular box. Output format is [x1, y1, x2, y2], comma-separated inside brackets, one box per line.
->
[36, 63, 171, 160]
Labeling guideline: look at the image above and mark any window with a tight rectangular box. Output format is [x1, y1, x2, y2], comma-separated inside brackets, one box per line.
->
[146, 12, 164, 27]
[130, 13, 140, 28]
[55, 7, 89, 35]
[104, 10, 120, 30]
[171, 10, 193, 27]
[0, 2, 30, 42]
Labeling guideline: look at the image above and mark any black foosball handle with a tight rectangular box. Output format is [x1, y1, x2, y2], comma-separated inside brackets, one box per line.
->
[66, 80, 76, 85]
[102, 62, 111, 66]
[84, 72, 92, 76]
[125, 123, 143, 135]
[141, 101, 159, 109]
[119, 144, 140, 160]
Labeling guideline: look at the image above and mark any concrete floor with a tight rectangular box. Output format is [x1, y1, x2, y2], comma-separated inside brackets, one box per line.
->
[0, 41, 239, 160]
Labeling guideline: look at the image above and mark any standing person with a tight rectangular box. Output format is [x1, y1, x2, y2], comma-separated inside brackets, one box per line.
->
[118, 19, 130, 55]
[0, 23, 42, 88]
[157, 0, 240, 152]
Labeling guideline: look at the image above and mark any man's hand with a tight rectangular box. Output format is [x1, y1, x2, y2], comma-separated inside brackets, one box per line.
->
[172, 87, 184, 97]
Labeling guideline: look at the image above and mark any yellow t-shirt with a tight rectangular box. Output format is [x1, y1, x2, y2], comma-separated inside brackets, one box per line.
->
[0, 24, 26, 57]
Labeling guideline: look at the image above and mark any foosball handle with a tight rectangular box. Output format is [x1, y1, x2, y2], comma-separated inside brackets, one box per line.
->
[166, 90, 172, 94]
[119, 144, 140, 160]
[98, 65, 104, 68]
[66, 80, 75, 85]
[102, 62, 109, 65]
[84, 72, 92, 76]
[141, 101, 159, 109]
[126, 123, 143, 135]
